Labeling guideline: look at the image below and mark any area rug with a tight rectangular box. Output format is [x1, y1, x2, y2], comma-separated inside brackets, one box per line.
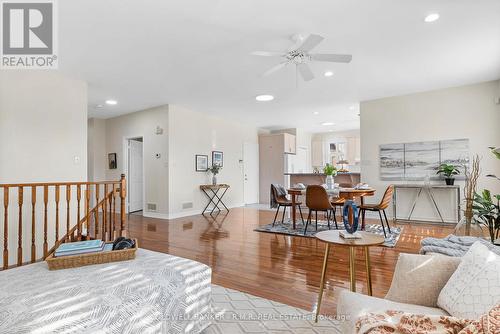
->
[254, 219, 402, 247]
[203, 285, 343, 333]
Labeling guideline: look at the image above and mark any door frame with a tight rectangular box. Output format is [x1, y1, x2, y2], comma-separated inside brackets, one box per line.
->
[242, 141, 259, 205]
[123, 135, 145, 214]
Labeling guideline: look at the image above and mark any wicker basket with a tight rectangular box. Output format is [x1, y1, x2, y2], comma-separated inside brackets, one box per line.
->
[46, 239, 138, 270]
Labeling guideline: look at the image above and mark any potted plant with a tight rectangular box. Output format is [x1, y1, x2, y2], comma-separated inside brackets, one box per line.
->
[473, 146, 500, 244]
[473, 189, 500, 243]
[207, 165, 221, 185]
[436, 163, 460, 185]
[323, 163, 337, 190]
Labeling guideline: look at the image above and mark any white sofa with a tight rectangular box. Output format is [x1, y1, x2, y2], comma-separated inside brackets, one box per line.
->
[337, 253, 459, 333]
[337, 241, 500, 333]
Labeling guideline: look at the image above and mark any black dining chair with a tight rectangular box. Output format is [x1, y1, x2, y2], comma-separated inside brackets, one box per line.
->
[270, 184, 304, 226]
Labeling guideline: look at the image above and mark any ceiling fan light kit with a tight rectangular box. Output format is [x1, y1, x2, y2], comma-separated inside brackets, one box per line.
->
[252, 33, 352, 82]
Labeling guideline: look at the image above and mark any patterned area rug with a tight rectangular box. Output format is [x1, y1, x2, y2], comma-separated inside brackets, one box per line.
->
[254, 219, 402, 247]
[203, 285, 343, 333]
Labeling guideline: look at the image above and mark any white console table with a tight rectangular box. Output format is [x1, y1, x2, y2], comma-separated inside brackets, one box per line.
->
[392, 184, 460, 224]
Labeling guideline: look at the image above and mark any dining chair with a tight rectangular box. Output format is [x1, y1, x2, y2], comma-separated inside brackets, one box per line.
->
[358, 185, 394, 237]
[329, 197, 343, 229]
[329, 182, 353, 229]
[304, 185, 333, 235]
[270, 184, 304, 226]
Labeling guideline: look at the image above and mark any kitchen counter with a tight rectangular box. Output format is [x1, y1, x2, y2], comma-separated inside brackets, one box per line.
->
[284, 172, 360, 176]
[286, 172, 361, 187]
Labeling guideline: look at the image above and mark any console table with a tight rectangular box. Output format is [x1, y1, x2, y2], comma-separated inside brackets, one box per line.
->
[392, 184, 460, 224]
[200, 184, 230, 215]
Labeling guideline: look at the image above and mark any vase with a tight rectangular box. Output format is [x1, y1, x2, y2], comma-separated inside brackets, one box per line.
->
[326, 175, 334, 190]
[212, 175, 217, 185]
[454, 216, 486, 238]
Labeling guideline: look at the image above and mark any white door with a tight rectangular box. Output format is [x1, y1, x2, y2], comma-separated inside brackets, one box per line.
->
[128, 139, 143, 212]
[243, 142, 259, 204]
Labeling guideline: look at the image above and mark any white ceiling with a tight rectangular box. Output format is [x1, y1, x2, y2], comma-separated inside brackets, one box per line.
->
[59, 0, 500, 133]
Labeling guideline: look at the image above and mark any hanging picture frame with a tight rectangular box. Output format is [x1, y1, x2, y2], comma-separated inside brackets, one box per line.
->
[212, 151, 223, 167]
[108, 153, 117, 169]
[195, 154, 208, 172]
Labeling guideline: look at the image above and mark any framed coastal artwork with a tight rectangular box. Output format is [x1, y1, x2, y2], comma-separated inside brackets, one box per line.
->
[212, 151, 223, 167]
[380, 138, 469, 180]
[195, 155, 208, 172]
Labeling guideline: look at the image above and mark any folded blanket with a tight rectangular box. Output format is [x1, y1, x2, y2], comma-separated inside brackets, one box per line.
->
[420, 234, 500, 257]
[356, 304, 499, 334]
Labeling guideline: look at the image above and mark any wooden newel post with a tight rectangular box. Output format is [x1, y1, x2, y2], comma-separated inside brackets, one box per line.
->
[120, 174, 126, 236]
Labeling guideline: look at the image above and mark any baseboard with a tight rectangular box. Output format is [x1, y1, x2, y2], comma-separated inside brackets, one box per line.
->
[142, 203, 245, 220]
[142, 211, 170, 220]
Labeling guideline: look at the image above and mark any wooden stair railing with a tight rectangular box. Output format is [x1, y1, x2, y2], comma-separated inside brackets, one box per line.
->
[0, 174, 127, 270]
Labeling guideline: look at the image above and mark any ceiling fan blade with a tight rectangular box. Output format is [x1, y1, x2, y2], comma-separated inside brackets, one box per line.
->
[263, 62, 287, 76]
[251, 51, 284, 57]
[296, 34, 324, 52]
[311, 53, 352, 63]
[297, 63, 314, 81]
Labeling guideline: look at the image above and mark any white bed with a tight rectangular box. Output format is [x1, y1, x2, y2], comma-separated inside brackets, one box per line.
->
[0, 249, 212, 333]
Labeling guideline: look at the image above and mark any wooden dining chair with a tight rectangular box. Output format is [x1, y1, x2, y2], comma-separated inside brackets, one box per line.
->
[328, 182, 353, 229]
[329, 197, 344, 229]
[271, 184, 304, 226]
[358, 185, 394, 237]
[304, 185, 333, 235]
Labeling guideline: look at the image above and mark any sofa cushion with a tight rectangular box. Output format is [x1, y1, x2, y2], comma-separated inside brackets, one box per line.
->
[437, 241, 500, 319]
[385, 253, 461, 307]
[337, 290, 448, 334]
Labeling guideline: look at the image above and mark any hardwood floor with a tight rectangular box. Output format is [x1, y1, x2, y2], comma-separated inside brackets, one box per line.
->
[126, 207, 454, 315]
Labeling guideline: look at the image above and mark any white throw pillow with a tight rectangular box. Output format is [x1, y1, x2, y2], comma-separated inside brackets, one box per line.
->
[437, 241, 500, 319]
[385, 253, 461, 307]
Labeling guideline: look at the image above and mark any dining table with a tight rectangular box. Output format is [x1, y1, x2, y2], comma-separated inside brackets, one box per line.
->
[287, 187, 376, 229]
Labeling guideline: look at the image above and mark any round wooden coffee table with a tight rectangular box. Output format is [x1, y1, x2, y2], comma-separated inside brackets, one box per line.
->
[314, 230, 385, 322]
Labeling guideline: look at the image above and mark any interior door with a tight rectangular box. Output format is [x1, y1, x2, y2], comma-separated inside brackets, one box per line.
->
[243, 142, 259, 204]
[128, 139, 143, 212]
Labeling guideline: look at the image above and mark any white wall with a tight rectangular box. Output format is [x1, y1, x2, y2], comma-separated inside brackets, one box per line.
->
[103, 106, 169, 216]
[168, 105, 259, 218]
[0, 71, 87, 266]
[361, 80, 500, 223]
[87, 118, 107, 182]
[0, 71, 87, 182]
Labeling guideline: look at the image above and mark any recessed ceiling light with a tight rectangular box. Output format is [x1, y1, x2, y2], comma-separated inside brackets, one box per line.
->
[95, 104, 104, 109]
[255, 94, 274, 102]
[349, 105, 356, 111]
[328, 130, 334, 132]
[324, 71, 334, 77]
[313, 111, 319, 115]
[424, 13, 440, 23]
[321, 122, 334, 126]
[105, 100, 118, 105]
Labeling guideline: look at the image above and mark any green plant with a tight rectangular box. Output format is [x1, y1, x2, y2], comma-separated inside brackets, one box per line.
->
[486, 147, 500, 181]
[207, 164, 221, 175]
[489, 146, 500, 160]
[473, 189, 500, 243]
[436, 163, 460, 178]
[323, 163, 337, 176]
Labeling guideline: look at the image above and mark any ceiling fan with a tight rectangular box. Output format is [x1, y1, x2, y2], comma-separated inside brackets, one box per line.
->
[252, 34, 352, 81]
